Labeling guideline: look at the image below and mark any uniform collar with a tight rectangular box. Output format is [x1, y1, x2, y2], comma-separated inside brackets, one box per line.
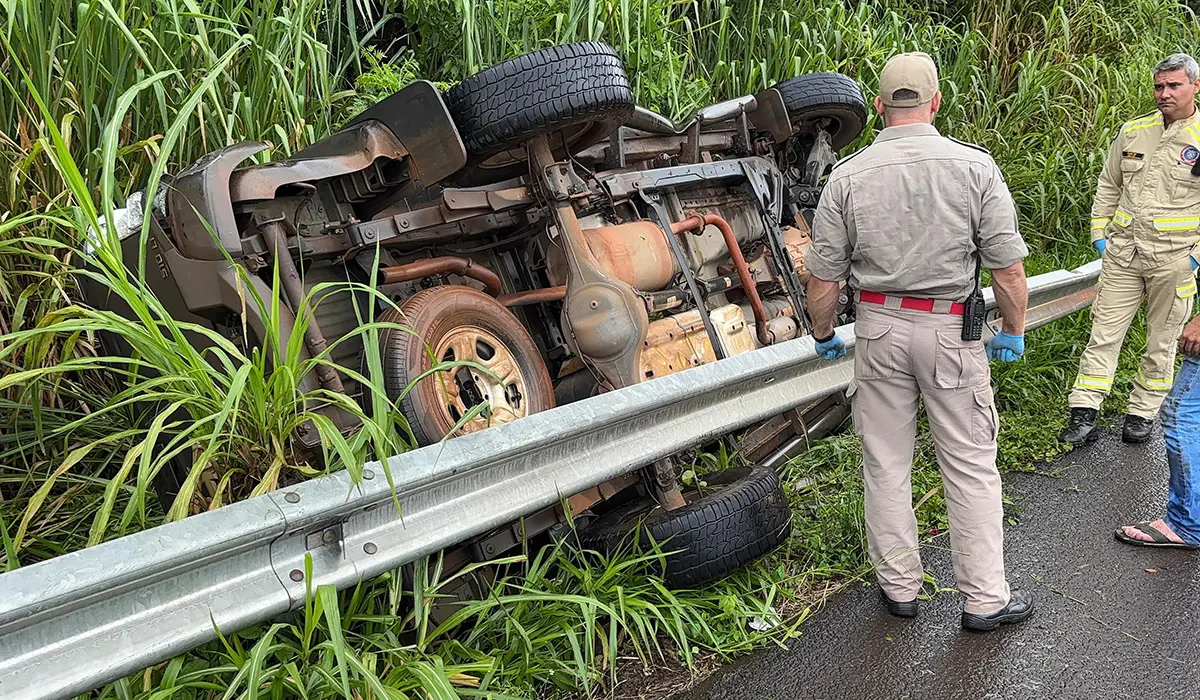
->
[874, 122, 941, 143]
[1159, 105, 1200, 131]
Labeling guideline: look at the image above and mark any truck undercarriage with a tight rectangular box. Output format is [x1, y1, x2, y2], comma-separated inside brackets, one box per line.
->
[85, 42, 869, 590]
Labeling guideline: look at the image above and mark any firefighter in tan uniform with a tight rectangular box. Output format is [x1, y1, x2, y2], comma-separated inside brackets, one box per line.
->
[806, 52, 1035, 631]
[1062, 53, 1200, 446]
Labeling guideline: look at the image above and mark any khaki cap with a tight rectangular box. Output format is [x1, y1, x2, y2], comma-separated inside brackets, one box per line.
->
[879, 52, 939, 107]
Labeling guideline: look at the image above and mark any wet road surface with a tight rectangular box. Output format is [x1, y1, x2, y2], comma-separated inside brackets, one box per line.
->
[674, 428, 1200, 700]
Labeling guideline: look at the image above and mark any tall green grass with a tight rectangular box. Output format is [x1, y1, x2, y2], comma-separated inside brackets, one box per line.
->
[0, 0, 387, 385]
[1, 0, 378, 213]
[0, 0, 408, 562]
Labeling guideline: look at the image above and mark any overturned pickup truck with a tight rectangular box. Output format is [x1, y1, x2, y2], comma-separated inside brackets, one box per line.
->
[86, 42, 866, 589]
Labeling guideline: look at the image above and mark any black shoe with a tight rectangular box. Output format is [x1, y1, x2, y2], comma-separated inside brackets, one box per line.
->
[879, 588, 919, 618]
[961, 589, 1034, 632]
[1059, 407, 1098, 446]
[1122, 414, 1153, 443]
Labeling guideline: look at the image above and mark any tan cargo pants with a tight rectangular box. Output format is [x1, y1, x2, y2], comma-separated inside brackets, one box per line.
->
[848, 303, 1010, 615]
[1068, 251, 1197, 416]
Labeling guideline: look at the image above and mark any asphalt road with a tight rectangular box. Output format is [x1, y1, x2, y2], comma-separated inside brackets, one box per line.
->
[674, 426, 1200, 700]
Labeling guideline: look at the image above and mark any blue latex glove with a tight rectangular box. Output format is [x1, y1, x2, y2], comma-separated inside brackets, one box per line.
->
[1191, 256, 1198, 271]
[814, 334, 846, 361]
[1094, 239, 1107, 255]
[986, 331, 1025, 362]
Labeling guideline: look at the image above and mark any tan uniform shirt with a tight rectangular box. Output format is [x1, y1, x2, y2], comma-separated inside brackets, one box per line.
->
[1091, 108, 1200, 268]
[808, 123, 1029, 301]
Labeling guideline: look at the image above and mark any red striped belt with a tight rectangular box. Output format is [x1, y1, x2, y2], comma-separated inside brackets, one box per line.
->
[857, 290, 966, 315]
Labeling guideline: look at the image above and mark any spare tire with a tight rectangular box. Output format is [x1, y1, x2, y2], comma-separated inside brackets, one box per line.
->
[579, 466, 793, 589]
[376, 285, 555, 446]
[444, 42, 636, 184]
[771, 72, 867, 151]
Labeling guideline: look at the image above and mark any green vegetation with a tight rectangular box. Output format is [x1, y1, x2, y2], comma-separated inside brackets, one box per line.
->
[0, 0, 1191, 697]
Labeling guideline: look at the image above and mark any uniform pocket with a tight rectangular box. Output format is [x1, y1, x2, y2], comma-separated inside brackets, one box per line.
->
[1119, 158, 1145, 194]
[845, 379, 862, 438]
[972, 385, 999, 444]
[1167, 266, 1198, 330]
[1167, 162, 1200, 202]
[854, 322, 896, 379]
[1091, 257, 1109, 320]
[933, 329, 987, 389]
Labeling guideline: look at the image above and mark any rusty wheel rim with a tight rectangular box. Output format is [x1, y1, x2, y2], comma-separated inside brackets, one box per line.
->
[431, 325, 530, 435]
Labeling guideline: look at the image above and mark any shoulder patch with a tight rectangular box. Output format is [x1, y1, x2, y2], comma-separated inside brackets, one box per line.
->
[948, 136, 989, 154]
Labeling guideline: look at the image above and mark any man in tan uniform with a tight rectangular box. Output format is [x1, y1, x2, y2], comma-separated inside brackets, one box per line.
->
[806, 52, 1034, 631]
[1062, 53, 1200, 446]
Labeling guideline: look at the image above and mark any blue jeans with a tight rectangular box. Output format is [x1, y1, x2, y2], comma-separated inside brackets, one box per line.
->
[1162, 356, 1200, 545]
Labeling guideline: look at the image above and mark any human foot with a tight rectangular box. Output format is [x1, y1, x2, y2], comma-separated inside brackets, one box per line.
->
[1114, 518, 1200, 549]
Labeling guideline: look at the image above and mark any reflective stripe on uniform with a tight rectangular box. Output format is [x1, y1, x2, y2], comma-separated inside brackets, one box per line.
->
[1178, 279, 1198, 298]
[1091, 217, 1111, 231]
[1136, 371, 1173, 392]
[1113, 209, 1133, 226]
[1153, 216, 1200, 231]
[1187, 123, 1200, 142]
[1123, 116, 1160, 133]
[1074, 374, 1113, 391]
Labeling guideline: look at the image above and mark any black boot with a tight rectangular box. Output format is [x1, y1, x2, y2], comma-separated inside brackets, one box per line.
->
[961, 589, 1034, 632]
[1059, 407, 1098, 446]
[879, 588, 919, 618]
[1122, 414, 1154, 443]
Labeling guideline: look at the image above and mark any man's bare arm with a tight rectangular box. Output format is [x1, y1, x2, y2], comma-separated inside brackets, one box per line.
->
[807, 276, 841, 339]
[990, 261, 1028, 336]
[1180, 315, 1200, 357]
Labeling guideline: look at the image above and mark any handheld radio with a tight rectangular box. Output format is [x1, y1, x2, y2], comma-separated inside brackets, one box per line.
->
[961, 252, 985, 341]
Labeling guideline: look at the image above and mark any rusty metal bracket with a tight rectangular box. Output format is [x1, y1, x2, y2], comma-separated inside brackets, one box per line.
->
[637, 190, 727, 361]
[740, 159, 812, 336]
[604, 127, 629, 170]
[647, 457, 687, 511]
[732, 112, 753, 156]
[681, 120, 703, 164]
[598, 158, 750, 199]
[441, 186, 534, 212]
[258, 216, 347, 397]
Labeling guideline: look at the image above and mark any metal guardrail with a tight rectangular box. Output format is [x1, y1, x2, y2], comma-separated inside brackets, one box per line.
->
[0, 261, 1101, 700]
[988, 259, 1102, 333]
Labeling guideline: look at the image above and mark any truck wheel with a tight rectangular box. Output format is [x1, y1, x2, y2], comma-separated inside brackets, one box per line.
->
[444, 42, 636, 184]
[771, 72, 867, 151]
[376, 286, 555, 446]
[579, 466, 793, 589]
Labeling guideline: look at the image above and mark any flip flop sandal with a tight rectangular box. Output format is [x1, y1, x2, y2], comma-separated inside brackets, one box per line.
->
[1113, 521, 1200, 549]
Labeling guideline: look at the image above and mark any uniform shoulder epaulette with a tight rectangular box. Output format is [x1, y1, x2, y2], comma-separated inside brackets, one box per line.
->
[948, 135, 990, 154]
[830, 145, 868, 171]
